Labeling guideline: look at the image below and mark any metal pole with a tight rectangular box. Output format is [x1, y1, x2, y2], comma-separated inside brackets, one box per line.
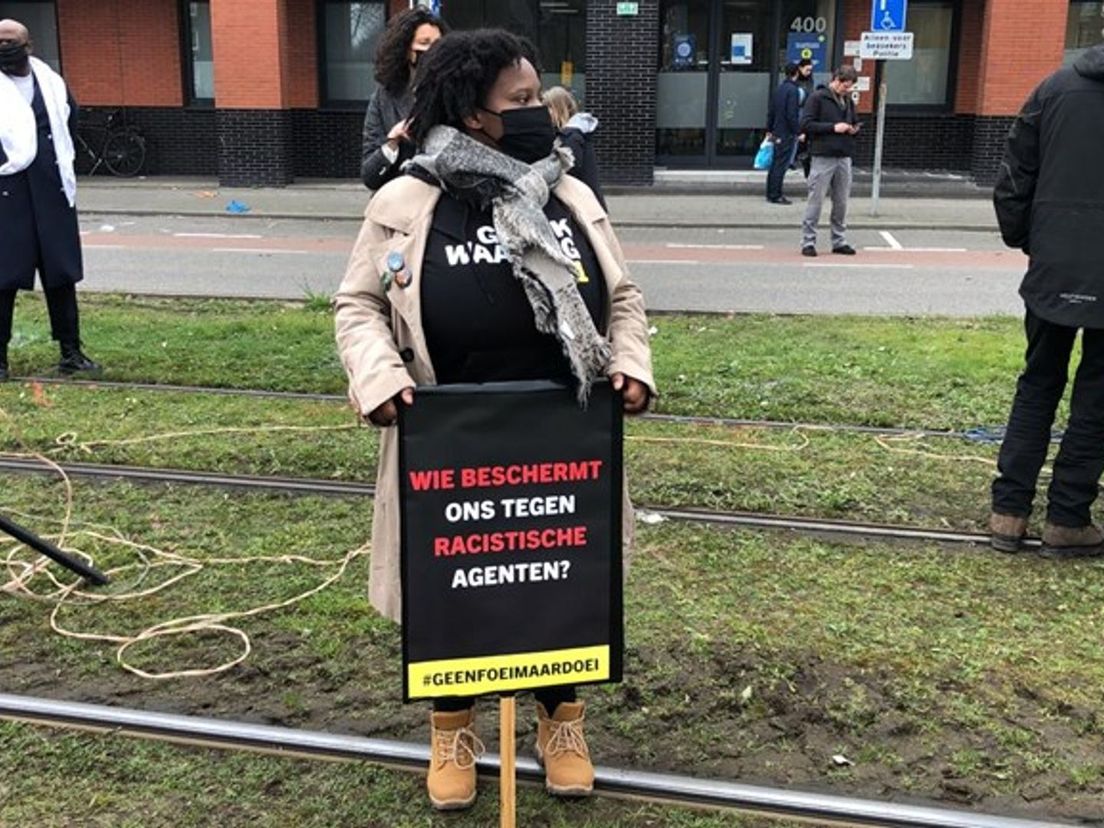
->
[870, 59, 887, 216]
[0, 513, 110, 586]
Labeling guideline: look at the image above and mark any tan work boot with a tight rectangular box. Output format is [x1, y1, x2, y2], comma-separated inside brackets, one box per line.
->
[1041, 522, 1104, 558]
[989, 512, 1029, 553]
[426, 708, 484, 810]
[536, 701, 594, 796]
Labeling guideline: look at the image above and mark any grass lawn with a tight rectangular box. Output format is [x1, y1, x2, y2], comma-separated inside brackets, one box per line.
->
[1, 478, 1101, 823]
[2, 294, 1040, 430]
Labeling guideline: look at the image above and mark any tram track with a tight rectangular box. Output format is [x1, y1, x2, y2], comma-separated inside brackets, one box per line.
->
[9, 375, 965, 440]
[0, 693, 1065, 828]
[0, 456, 1033, 550]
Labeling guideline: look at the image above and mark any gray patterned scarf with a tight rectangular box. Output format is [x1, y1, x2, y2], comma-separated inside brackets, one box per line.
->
[408, 125, 611, 405]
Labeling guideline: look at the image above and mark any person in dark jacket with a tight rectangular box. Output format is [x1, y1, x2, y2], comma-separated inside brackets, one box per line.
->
[543, 85, 606, 209]
[0, 18, 99, 381]
[765, 63, 801, 204]
[798, 65, 859, 256]
[360, 7, 445, 191]
[989, 43, 1104, 557]
[794, 58, 815, 178]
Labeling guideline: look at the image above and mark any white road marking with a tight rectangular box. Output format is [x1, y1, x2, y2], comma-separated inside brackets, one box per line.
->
[879, 230, 904, 250]
[665, 243, 764, 250]
[175, 232, 263, 239]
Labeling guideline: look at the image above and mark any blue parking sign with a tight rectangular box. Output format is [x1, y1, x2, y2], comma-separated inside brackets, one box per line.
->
[871, 0, 907, 31]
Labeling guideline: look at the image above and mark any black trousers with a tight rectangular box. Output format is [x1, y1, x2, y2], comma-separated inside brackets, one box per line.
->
[433, 684, 576, 714]
[766, 135, 796, 201]
[0, 285, 81, 351]
[992, 310, 1104, 526]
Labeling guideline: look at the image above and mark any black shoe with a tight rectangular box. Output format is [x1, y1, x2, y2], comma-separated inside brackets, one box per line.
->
[768, 197, 793, 205]
[0, 363, 8, 382]
[57, 342, 102, 377]
[801, 246, 817, 257]
[832, 244, 857, 255]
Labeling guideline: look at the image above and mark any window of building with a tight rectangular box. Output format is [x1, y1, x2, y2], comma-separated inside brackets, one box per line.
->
[321, 1, 387, 106]
[442, 0, 587, 104]
[1065, 1, 1104, 65]
[0, 1, 60, 71]
[884, 0, 955, 107]
[183, 0, 214, 104]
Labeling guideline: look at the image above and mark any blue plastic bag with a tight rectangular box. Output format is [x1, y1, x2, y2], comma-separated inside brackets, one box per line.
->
[753, 138, 773, 171]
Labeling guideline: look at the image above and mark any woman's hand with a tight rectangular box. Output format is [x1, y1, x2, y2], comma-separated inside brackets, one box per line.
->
[610, 373, 649, 415]
[386, 119, 411, 149]
[365, 387, 415, 427]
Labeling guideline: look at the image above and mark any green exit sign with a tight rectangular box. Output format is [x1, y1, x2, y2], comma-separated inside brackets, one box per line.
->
[616, 2, 639, 15]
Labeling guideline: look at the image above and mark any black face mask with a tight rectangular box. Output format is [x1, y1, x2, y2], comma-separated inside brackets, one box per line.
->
[482, 104, 555, 164]
[0, 42, 30, 74]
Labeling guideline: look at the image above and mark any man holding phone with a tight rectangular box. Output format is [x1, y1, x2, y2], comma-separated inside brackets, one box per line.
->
[798, 66, 860, 257]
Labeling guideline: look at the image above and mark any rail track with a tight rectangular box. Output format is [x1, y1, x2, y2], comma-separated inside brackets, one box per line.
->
[10, 375, 966, 440]
[0, 693, 1066, 828]
[0, 457, 1034, 550]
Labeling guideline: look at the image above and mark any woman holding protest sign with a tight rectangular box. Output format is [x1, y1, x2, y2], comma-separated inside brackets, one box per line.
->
[334, 28, 655, 812]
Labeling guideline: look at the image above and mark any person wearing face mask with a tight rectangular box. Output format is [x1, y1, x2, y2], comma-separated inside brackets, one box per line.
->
[334, 28, 654, 812]
[0, 19, 100, 382]
[360, 7, 446, 191]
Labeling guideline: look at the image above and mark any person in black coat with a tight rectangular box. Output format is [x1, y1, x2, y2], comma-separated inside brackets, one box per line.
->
[0, 18, 99, 381]
[794, 58, 815, 178]
[543, 85, 606, 209]
[764, 63, 801, 204]
[798, 66, 859, 256]
[989, 43, 1104, 557]
[360, 8, 446, 191]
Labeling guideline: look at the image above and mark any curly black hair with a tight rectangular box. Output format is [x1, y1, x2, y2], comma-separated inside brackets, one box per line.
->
[374, 7, 447, 98]
[407, 29, 540, 147]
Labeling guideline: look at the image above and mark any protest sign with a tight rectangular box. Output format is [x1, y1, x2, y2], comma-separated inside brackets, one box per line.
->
[399, 380, 622, 701]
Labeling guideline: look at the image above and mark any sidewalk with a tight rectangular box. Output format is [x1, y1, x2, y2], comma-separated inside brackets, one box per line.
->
[76, 175, 999, 232]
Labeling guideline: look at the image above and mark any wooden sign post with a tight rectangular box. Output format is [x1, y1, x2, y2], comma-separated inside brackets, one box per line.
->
[500, 695, 516, 828]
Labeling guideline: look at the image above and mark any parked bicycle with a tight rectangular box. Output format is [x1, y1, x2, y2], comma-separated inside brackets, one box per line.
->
[76, 108, 146, 177]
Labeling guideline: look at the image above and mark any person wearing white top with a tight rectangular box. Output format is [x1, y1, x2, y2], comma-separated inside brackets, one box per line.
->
[0, 18, 100, 381]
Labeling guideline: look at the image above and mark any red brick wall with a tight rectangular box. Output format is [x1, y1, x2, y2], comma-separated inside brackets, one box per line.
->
[841, 0, 873, 113]
[285, 0, 318, 108]
[57, 0, 183, 106]
[210, 0, 288, 108]
[954, 0, 984, 113]
[975, 0, 1066, 115]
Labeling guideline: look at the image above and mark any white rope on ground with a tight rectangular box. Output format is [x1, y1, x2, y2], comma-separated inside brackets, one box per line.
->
[51, 423, 359, 454]
[0, 402, 371, 680]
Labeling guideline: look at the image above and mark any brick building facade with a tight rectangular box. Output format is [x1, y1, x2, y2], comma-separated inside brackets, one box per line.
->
[2, 0, 1099, 186]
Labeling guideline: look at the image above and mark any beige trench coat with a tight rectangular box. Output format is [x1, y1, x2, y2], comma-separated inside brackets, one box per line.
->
[334, 174, 655, 623]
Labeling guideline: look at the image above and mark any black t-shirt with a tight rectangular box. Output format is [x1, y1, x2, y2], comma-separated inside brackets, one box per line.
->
[420, 193, 606, 385]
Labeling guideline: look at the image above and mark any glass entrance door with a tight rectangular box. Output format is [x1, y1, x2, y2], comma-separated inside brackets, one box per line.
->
[715, 0, 773, 158]
[657, 0, 837, 166]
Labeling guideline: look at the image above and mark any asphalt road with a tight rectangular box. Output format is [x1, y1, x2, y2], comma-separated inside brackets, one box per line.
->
[76, 214, 1027, 316]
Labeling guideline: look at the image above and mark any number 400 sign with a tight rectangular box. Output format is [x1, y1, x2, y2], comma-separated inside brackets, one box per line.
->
[790, 16, 828, 34]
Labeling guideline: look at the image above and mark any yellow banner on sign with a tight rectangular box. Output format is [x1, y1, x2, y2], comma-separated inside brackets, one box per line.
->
[408, 645, 610, 698]
[561, 60, 574, 88]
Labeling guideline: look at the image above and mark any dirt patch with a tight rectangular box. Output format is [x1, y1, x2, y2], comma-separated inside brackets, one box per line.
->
[3, 630, 1100, 825]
